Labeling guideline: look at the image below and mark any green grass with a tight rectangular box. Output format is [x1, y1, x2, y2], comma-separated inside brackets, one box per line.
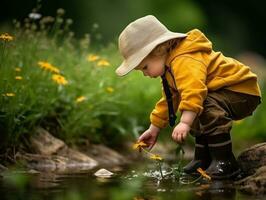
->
[0, 11, 161, 149]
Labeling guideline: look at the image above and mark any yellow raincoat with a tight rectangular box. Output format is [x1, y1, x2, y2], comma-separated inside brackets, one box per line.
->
[150, 29, 261, 128]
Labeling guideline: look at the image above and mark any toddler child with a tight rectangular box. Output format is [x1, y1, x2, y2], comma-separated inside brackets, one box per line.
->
[116, 15, 261, 179]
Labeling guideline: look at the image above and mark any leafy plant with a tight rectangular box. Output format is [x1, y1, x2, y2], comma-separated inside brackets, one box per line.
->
[132, 141, 211, 184]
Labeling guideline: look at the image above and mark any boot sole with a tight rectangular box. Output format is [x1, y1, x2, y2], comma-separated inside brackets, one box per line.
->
[209, 168, 241, 180]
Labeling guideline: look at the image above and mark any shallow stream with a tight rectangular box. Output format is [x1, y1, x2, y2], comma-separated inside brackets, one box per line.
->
[0, 163, 265, 200]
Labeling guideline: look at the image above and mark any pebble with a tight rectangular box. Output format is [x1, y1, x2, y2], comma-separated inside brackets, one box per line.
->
[94, 168, 114, 178]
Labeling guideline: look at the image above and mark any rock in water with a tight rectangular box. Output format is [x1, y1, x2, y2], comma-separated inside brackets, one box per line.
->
[84, 144, 128, 167]
[94, 168, 114, 178]
[0, 164, 7, 173]
[236, 166, 266, 195]
[235, 142, 266, 195]
[30, 127, 65, 155]
[237, 142, 266, 176]
[26, 127, 98, 172]
[57, 146, 98, 163]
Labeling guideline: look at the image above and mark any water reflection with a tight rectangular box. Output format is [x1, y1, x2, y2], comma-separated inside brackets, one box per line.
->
[0, 167, 264, 200]
[194, 181, 236, 200]
[31, 173, 61, 189]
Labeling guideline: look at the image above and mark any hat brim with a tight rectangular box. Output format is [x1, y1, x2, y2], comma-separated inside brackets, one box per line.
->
[116, 31, 187, 76]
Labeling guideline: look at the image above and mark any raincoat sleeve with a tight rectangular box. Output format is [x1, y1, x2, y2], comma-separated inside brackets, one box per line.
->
[171, 56, 207, 115]
[150, 85, 179, 129]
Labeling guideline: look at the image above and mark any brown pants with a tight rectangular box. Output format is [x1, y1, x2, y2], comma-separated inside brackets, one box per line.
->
[190, 89, 261, 136]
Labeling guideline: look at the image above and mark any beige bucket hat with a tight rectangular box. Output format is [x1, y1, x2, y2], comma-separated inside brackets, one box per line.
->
[116, 15, 187, 76]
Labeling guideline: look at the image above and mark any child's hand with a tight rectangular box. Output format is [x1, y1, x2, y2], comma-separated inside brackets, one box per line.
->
[172, 122, 190, 143]
[138, 124, 160, 150]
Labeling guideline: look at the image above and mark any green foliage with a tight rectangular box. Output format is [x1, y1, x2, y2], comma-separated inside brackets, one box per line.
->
[0, 9, 160, 149]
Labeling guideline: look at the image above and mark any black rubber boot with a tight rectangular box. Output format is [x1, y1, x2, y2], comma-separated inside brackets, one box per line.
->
[183, 135, 211, 174]
[206, 133, 240, 180]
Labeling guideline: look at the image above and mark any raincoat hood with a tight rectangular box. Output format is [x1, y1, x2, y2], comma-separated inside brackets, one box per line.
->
[166, 29, 212, 65]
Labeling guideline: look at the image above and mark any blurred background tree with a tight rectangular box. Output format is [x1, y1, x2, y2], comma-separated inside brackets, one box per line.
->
[1, 0, 266, 57]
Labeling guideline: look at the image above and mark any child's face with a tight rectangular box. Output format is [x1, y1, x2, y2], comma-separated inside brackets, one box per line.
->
[135, 54, 166, 78]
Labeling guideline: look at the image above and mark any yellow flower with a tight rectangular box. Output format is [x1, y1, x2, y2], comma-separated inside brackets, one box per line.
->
[132, 141, 148, 150]
[15, 67, 21, 72]
[150, 154, 163, 161]
[15, 76, 23, 80]
[97, 59, 110, 67]
[38, 61, 60, 74]
[106, 87, 114, 93]
[2, 93, 15, 97]
[197, 168, 211, 180]
[52, 74, 68, 85]
[0, 33, 14, 41]
[76, 96, 86, 103]
[87, 54, 99, 62]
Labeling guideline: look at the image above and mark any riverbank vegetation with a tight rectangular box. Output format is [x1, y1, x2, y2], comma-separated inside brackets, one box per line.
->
[1, 8, 265, 156]
[0, 9, 161, 153]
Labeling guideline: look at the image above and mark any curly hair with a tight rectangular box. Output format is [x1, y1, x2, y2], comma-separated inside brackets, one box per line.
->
[150, 38, 181, 57]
